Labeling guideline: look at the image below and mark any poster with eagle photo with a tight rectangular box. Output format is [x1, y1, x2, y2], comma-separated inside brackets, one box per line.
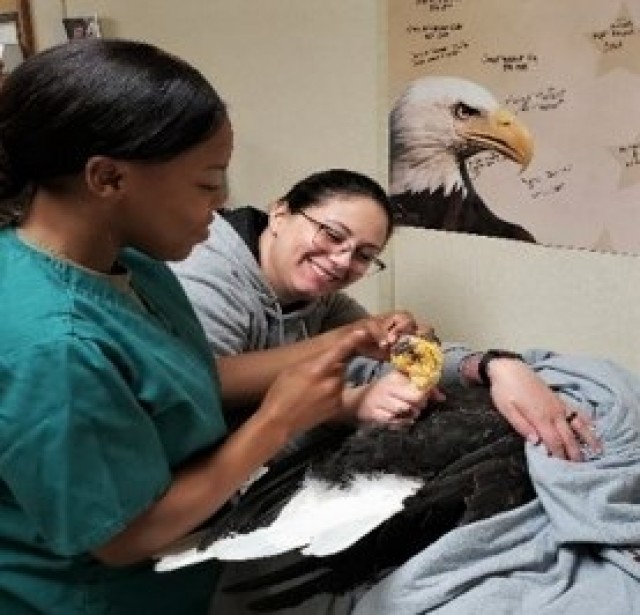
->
[388, 0, 640, 254]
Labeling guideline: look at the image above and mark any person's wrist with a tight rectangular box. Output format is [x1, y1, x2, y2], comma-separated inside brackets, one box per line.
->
[458, 352, 483, 385]
[341, 385, 366, 423]
[477, 349, 524, 387]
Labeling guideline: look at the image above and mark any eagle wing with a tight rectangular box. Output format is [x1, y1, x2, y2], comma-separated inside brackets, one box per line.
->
[155, 386, 535, 611]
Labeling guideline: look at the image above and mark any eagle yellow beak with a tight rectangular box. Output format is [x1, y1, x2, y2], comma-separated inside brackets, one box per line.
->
[463, 108, 533, 171]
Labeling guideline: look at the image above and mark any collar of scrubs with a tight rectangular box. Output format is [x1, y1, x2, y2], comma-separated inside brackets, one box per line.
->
[15, 227, 145, 307]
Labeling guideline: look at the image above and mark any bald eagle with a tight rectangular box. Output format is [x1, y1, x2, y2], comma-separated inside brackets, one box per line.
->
[156, 386, 534, 611]
[390, 76, 535, 242]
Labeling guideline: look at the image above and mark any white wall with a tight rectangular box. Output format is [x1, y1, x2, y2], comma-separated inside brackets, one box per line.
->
[30, 0, 640, 373]
[394, 229, 640, 370]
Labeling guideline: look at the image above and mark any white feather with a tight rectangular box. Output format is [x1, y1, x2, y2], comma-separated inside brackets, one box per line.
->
[155, 474, 422, 572]
[390, 76, 499, 196]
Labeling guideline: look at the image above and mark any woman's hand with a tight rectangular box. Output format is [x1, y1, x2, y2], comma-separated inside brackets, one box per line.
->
[354, 371, 437, 427]
[339, 311, 435, 361]
[374, 310, 437, 348]
[486, 359, 601, 461]
[259, 327, 377, 438]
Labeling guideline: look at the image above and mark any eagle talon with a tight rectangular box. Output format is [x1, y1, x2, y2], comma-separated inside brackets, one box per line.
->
[390, 333, 444, 391]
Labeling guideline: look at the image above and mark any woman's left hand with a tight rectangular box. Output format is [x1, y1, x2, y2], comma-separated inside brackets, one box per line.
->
[488, 359, 602, 461]
[354, 371, 437, 427]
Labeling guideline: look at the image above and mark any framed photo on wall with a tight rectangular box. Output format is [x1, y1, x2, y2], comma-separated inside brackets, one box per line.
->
[62, 15, 102, 40]
[0, 0, 34, 58]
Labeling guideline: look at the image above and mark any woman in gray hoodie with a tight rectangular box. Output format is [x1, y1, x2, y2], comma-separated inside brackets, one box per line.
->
[172, 169, 440, 430]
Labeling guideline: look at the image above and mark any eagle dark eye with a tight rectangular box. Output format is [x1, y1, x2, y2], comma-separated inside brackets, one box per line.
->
[453, 102, 479, 120]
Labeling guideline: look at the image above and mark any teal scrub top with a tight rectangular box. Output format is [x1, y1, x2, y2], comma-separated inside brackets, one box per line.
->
[0, 229, 228, 614]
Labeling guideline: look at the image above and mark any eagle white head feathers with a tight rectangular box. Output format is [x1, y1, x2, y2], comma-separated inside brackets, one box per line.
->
[390, 76, 533, 196]
[389, 76, 535, 241]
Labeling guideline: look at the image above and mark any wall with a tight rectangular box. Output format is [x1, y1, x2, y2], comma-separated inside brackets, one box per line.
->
[394, 229, 640, 370]
[30, 0, 640, 373]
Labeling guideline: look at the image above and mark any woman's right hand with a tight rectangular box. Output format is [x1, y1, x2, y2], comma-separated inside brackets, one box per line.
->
[258, 327, 375, 438]
[337, 311, 435, 361]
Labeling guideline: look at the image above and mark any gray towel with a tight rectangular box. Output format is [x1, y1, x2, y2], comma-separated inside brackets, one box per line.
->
[354, 350, 640, 615]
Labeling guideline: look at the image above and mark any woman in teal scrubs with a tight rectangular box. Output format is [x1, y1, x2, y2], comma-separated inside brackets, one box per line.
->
[0, 39, 388, 614]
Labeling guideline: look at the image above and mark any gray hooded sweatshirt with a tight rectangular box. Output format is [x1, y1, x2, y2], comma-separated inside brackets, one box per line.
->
[170, 206, 393, 386]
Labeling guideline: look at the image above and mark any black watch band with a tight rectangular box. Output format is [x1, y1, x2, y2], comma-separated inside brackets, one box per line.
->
[477, 349, 524, 387]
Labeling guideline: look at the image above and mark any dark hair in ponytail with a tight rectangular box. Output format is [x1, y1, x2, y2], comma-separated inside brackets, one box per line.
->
[0, 38, 227, 227]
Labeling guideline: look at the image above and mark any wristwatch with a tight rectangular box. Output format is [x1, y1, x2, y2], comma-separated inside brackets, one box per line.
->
[477, 349, 524, 387]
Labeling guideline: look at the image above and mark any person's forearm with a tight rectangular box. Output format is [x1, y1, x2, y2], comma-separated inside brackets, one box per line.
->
[92, 406, 290, 567]
[216, 328, 347, 408]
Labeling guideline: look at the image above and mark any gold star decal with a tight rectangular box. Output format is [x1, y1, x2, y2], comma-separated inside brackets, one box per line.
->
[610, 135, 640, 189]
[589, 4, 640, 75]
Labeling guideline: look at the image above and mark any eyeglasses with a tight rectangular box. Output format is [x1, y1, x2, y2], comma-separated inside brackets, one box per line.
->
[298, 210, 386, 275]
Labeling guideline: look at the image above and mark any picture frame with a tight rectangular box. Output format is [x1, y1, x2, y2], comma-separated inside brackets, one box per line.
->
[63, 15, 101, 41]
[0, 0, 33, 58]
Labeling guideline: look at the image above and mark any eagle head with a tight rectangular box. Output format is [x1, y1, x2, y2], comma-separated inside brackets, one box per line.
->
[390, 76, 533, 197]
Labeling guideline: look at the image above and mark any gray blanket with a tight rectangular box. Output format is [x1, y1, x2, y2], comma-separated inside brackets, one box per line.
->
[353, 350, 640, 615]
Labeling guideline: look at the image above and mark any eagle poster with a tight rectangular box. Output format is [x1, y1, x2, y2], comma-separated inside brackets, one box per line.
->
[388, 0, 640, 254]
